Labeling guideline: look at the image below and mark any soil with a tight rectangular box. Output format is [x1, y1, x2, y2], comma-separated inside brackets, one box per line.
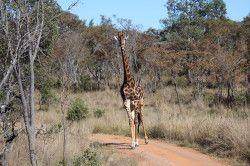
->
[89, 134, 229, 166]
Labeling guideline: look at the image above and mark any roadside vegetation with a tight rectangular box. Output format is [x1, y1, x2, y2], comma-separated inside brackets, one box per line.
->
[6, 89, 249, 165]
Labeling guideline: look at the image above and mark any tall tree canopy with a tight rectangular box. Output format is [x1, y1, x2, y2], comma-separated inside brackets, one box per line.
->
[161, 0, 227, 43]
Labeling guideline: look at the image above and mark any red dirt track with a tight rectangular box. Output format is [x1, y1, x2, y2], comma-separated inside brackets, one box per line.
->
[89, 134, 229, 166]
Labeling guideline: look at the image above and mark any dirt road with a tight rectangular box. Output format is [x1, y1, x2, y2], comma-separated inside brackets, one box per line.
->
[89, 134, 228, 166]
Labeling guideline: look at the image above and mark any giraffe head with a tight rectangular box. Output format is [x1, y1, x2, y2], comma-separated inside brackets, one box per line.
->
[114, 31, 128, 47]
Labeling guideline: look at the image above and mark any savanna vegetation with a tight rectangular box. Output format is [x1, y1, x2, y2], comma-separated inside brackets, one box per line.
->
[0, 0, 249, 165]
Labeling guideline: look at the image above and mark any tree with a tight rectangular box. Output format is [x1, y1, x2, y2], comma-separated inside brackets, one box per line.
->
[0, 76, 21, 166]
[197, 19, 248, 107]
[242, 15, 250, 104]
[161, 0, 227, 45]
[52, 27, 86, 163]
[0, 0, 69, 165]
[0, 1, 45, 165]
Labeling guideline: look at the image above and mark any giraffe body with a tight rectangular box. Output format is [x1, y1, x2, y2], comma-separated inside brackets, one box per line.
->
[121, 82, 143, 101]
[115, 31, 148, 149]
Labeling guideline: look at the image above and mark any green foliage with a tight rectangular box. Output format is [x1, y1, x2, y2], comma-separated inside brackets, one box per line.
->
[0, 128, 2, 135]
[163, 0, 226, 27]
[41, 0, 61, 55]
[247, 91, 250, 104]
[93, 109, 105, 118]
[235, 90, 248, 105]
[58, 160, 67, 166]
[67, 99, 89, 121]
[79, 75, 92, 91]
[72, 147, 101, 166]
[79, 75, 99, 91]
[148, 124, 166, 139]
[0, 91, 4, 101]
[161, 0, 227, 42]
[48, 123, 62, 134]
[203, 92, 215, 105]
[40, 84, 57, 106]
[176, 76, 188, 88]
[100, 15, 113, 26]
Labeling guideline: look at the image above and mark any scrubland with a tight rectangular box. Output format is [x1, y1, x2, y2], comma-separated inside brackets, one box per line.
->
[8, 88, 250, 165]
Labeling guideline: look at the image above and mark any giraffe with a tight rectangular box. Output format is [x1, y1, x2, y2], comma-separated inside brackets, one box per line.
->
[114, 31, 148, 149]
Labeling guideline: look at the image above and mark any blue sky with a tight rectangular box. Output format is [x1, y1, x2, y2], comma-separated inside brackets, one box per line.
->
[57, 0, 250, 31]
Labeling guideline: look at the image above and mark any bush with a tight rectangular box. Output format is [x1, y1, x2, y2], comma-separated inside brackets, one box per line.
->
[40, 83, 57, 110]
[48, 123, 62, 134]
[93, 109, 105, 118]
[79, 75, 100, 91]
[79, 75, 92, 91]
[176, 76, 189, 87]
[148, 124, 166, 139]
[0, 91, 4, 101]
[203, 92, 214, 104]
[67, 99, 89, 121]
[235, 90, 247, 106]
[72, 147, 101, 166]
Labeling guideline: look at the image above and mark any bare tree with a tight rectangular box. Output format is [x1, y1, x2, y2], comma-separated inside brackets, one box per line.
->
[0, 1, 45, 165]
[0, 77, 21, 166]
[0, 0, 81, 165]
[53, 32, 85, 162]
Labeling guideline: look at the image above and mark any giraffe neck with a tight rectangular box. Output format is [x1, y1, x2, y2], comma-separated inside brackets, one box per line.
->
[120, 44, 134, 84]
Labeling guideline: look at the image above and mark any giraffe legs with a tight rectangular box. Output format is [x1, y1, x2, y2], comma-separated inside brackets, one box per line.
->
[140, 99, 149, 144]
[140, 113, 149, 144]
[131, 122, 136, 149]
[134, 112, 139, 147]
[124, 99, 148, 149]
[124, 99, 136, 149]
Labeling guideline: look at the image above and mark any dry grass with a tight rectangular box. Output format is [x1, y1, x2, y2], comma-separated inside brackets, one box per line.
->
[78, 88, 250, 165]
[9, 109, 91, 165]
[7, 88, 250, 165]
[8, 89, 136, 166]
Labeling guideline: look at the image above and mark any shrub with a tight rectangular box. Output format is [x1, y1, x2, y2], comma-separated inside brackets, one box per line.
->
[40, 83, 57, 110]
[93, 109, 105, 118]
[247, 90, 250, 104]
[58, 160, 67, 166]
[203, 92, 214, 105]
[72, 147, 101, 166]
[79, 75, 100, 91]
[67, 99, 89, 121]
[176, 76, 189, 88]
[148, 124, 166, 139]
[79, 75, 92, 91]
[235, 90, 247, 106]
[0, 91, 4, 101]
[48, 123, 62, 134]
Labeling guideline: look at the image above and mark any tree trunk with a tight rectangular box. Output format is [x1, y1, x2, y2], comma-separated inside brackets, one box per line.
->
[27, 59, 37, 166]
[27, 127, 37, 166]
[226, 80, 235, 108]
[15, 60, 37, 166]
[60, 82, 67, 163]
[173, 76, 181, 112]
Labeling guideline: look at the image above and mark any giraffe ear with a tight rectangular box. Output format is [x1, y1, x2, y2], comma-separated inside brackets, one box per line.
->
[114, 36, 118, 41]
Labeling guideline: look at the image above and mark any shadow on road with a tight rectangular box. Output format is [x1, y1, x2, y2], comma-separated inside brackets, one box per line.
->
[101, 142, 131, 150]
